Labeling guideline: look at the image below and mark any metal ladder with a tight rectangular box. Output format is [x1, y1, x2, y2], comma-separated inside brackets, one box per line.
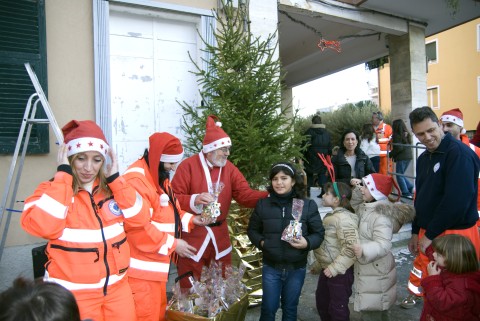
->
[0, 62, 63, 262]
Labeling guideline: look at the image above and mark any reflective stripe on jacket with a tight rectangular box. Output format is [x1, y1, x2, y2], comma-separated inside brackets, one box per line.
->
[123, 159, 195, 281]
[21, 170, 147, 297]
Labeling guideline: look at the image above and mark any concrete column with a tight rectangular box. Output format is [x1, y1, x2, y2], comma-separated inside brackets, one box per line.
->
[389, 22, 428, 180]
[389, 22, 428, 127]
[282, 87, 294, 119]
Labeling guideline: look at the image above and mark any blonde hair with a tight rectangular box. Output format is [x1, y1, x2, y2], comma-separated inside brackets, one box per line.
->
[69, 154, 112, 198]
[432, 234, 479, 274]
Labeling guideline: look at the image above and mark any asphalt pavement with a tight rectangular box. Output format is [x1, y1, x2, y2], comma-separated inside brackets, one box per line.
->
[244, 240, 423, 321]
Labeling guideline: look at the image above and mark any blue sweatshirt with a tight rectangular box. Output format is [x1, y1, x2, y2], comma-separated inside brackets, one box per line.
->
[413, 133, 480, 240]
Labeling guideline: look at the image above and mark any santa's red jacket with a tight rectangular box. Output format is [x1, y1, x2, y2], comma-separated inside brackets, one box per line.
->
[172, 153, 268, 261]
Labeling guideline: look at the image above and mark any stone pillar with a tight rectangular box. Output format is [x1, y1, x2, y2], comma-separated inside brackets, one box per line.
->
[389, 22, 428, 125]
[388, 22, 428, 180]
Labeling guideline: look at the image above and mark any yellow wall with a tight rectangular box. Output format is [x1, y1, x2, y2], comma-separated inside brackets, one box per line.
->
[378, 63, 391, 113]
[378, 18, 480, 131]
[0, 0, 217, 247]
[425, 18, 480, 131]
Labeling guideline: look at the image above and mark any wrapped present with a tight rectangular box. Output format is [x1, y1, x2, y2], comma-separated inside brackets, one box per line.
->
[281, 220, 302, 242]
[201, 201, 221, 222]
[167, 263, 248, 320]
[166, 293, 248, 321]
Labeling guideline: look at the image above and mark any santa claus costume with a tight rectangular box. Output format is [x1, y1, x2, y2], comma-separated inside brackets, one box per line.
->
[172, 115, 268, 287]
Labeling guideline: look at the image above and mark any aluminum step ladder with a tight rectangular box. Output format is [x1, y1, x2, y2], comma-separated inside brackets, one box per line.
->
[0, 62, 63, 262]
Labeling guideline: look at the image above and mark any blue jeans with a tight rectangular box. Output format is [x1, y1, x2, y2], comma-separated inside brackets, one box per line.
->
[260, 264, 306, 321]
[395, 160, 414, 195]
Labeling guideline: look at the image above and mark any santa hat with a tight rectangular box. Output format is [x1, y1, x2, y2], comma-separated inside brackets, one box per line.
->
[202, 115, 232, 153]
[62, 120, 109, 157]
[362, 173, 401, 201]
[148, 132, 184, 191]
[440, 108, 464, 128]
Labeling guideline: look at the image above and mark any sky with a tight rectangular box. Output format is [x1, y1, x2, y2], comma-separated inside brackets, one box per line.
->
[292, 63, 378, 117]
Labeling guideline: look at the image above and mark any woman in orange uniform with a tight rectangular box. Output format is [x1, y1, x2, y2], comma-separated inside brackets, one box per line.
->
[123, 132, 209, 321]
[21, 120, 147, 321]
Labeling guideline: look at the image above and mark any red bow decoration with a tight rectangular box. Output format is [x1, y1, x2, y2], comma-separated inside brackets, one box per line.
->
[318, 153, 335, 182]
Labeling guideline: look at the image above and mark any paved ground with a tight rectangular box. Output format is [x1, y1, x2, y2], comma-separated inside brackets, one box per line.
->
[244, 240, 422, 321]
[0, 188, 419, 320]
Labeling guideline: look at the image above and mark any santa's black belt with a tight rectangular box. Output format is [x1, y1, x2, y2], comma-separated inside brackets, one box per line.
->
[207, 220, 224, 227]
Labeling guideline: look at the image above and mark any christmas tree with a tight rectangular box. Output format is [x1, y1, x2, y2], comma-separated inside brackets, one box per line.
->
[179, 0, 303, 188]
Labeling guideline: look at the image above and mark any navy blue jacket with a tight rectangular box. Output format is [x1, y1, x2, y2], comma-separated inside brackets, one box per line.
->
[413, 133, 480, 240]
[247, 194, 325, 269]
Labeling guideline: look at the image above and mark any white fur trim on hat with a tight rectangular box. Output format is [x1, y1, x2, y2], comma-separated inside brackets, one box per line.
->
[66, 137, 108, 157]
[202, 137, 232, 153]
[362, 175, 387, 201]
[440, 115, 463, 128]
[160, 152, 184, 163]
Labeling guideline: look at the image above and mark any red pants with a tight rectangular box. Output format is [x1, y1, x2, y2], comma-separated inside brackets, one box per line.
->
[75, 278, 136, 321]
[129, 277, 167, 321]
[176, 241, 231, 288]
[407, 226, 480, 296]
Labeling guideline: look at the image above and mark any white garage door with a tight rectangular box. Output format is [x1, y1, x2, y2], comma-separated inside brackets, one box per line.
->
[109, 6, 202, 172]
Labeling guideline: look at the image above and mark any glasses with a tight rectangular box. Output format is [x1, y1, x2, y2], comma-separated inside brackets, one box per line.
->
[217, 147, 231, 153]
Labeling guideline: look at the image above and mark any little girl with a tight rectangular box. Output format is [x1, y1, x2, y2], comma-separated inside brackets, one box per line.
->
[247, 162, 325, 321]
[420, 234, 480, 321]
[351, 173, 415, 320]
[312, 181, 359, 321]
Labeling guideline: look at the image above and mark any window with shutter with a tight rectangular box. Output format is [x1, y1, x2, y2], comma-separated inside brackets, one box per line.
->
[0, 0, 48, 154]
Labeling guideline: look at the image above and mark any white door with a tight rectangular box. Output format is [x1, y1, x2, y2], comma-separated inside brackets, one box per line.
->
[109, 6, 201, 172]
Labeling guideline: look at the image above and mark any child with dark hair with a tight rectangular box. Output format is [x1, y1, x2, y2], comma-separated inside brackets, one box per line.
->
[247, 162, 325, 321]
[0, 277, 83, 321]
[420, 234, 480, 321]
[312, 181, 359, 321]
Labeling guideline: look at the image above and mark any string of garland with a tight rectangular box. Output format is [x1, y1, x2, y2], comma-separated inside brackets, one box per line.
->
[279, 10, 381, 42]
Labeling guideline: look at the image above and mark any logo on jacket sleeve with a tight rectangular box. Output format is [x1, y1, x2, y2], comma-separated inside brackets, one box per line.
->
[108, 200, 123, 216]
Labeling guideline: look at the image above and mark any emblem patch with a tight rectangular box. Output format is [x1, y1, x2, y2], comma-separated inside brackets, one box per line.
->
[108, 200, 123, 216]
[433, 162, 440, 173]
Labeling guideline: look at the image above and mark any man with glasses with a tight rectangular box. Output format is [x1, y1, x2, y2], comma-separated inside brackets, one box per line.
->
[372, 111, 392, 175]
[172, 115, 268, 287]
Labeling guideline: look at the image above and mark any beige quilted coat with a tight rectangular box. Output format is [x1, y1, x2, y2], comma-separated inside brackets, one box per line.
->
[311, 207, 359, 277]
[350, 187, 415, 312]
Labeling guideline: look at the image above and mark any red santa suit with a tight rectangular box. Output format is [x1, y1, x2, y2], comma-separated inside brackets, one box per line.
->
[123, 133, 195, 321]
[171, 115, 268, 287]
[21, 120, 147, 321]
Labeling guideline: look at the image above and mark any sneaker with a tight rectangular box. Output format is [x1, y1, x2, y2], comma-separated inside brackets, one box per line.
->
[400, 294, 421, 309]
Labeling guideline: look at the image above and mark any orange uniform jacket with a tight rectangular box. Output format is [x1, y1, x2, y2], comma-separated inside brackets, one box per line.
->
[375, 121, 392, 157]
[461, 134, 480, 219]
[123, 159, 195, 282]
[21, 168, 147, 298]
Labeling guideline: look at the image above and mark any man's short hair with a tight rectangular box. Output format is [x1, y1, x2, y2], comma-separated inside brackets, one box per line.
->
[372, 111, 384, 121]
[409, 106, 439, 128]
[312, 115, 322, 124]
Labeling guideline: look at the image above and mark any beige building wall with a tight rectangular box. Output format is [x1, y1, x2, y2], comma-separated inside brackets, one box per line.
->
[378, 18, 480, 131]
[0, 0, 217, 247]
[378, 63, 391, 112]
[425, 18, 480, 131]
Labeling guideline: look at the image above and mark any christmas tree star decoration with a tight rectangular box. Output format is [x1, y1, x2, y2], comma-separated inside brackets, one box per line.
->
[317, 38, 341, 53]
